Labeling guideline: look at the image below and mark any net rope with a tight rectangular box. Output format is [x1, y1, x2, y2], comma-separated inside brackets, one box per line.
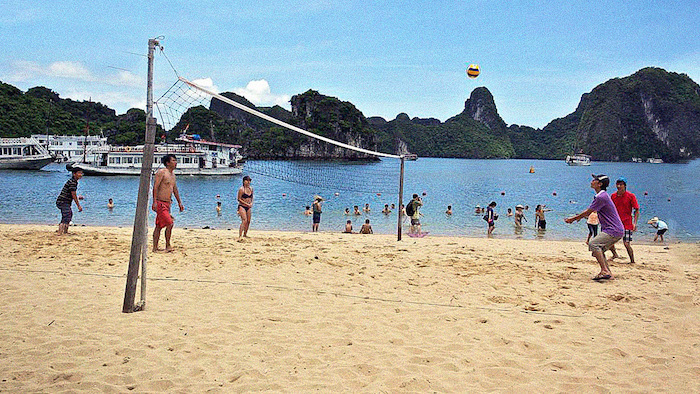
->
[154, 78, 402, 194]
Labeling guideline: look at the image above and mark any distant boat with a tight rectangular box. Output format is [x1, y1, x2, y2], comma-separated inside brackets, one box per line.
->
[565, 154, 591, 166]
[32, 134, 109, 163]
[403, 153, 418, 161]
[631, 157, 643, 163]
[67, 134, 243, 176]
[0, 137, 54, 170]
[647, 158, 663, 164]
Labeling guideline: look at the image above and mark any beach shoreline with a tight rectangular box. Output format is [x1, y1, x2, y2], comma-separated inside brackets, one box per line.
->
[1, 223, 698, 392]
[2, 221, 696, 245]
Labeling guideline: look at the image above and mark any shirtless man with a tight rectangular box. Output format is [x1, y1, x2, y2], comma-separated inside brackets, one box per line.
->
[152, 154, 184, 252]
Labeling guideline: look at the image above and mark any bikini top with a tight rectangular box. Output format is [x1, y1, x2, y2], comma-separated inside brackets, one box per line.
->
[241, 188, 253, 199]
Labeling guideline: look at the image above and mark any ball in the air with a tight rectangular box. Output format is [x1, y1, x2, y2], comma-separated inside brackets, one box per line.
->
[467, 64, 480, 79]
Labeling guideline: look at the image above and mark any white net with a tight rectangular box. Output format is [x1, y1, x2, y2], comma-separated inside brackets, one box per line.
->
[154, 77, 403, 194]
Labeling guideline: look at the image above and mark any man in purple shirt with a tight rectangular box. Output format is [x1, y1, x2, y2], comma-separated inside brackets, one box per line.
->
[565, 174, 624, 281]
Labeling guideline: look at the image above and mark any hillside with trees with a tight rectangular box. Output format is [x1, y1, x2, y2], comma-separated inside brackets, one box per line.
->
[1, 67, 698, 162]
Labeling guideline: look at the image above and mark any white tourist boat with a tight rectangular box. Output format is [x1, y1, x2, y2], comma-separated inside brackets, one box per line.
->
[565, 153, 592, 166]
[647, 158, 663, 164]
[68, 134, 244, 176]
[32, 134, 109, 163]
[0, 137, 54, 170]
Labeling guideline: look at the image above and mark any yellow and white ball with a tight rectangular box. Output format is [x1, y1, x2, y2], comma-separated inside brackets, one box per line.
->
[467, 64, 480, 79]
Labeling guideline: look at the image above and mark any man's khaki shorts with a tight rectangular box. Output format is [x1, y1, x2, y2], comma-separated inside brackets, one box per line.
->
[588, 232, 621, 253]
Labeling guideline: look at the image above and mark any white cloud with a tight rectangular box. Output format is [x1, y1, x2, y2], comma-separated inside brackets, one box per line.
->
[5, 60, 142, 87]
[113, 70, 143, 88]
[7, 60, 96, 82]
[234, 79, 290, 107]
[190, 77, 220, 94]
[47, 61, 95, 81]
[64, 89, 145, 115]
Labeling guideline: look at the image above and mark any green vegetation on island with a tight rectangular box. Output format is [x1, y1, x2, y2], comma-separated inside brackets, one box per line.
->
[1, 67, 698, 162]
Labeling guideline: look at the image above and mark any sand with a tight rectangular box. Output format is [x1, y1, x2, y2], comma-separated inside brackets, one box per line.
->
[0, 223, 698, 392]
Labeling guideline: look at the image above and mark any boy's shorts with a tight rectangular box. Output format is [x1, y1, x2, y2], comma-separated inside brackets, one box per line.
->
[57, 202, 72, 224]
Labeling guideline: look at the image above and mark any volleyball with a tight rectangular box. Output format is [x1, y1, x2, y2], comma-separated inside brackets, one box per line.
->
[467, 64, 480, 79]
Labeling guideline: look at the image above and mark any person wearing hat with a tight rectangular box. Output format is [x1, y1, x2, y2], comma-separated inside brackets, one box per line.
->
[647, 217, 668, 242]
[312, 195, 324, 232]
[565, 174, 624, 281]
[609, 177, 640, 264]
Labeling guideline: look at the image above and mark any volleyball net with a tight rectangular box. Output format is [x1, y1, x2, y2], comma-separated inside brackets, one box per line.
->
[154, 77, 404, 195]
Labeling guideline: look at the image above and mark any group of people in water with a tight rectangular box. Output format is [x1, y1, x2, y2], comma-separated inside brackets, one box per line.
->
[56, 154, 670, 283]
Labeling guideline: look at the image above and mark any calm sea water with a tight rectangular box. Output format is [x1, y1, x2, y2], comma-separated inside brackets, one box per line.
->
[1, 158, 698, 241]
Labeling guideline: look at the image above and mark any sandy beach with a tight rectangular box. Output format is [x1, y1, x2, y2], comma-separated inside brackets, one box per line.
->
[0, 223, 698, 392]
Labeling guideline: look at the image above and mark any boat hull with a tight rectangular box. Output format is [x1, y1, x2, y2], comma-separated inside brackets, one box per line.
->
[0, 156, 54, 170]
[68, 162, 243, 176]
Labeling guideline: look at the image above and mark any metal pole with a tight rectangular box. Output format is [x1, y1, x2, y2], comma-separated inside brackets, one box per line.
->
[397, 156, 405, 241]
[123, 38, 159, 313]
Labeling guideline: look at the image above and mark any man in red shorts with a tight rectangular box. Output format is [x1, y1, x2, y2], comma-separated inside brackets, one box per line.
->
[152, 154, 184, 252]
[609, 177, 639, 264]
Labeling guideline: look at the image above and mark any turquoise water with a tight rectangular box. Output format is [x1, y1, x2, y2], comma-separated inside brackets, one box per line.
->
[0, 158, 698, 241]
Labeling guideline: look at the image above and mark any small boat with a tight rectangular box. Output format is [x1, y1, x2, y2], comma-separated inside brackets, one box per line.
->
[403, 153, 418, 161]
[67, 134, 244, 176]
[565, 154, 591, 166]
[631, 157, 643, 163]
[0, 137, 54, 170]
[647, 158, 663, 164]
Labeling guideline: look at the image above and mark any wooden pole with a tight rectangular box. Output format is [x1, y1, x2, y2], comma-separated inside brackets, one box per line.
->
[123, 38, 159, 313]
[397, 156, 405, 241]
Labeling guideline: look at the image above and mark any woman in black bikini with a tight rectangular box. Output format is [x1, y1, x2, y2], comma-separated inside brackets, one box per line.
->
[237, 175, 253, 237]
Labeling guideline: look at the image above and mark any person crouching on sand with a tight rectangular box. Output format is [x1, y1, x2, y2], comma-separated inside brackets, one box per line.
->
[648, 217, 668, 242]
[343, 220, 353, 233]
[360, 219, 373, 234]
[565, 174, 624, 281]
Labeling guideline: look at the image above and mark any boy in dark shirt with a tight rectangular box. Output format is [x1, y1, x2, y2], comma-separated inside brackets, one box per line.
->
[56, 168, 83, 235]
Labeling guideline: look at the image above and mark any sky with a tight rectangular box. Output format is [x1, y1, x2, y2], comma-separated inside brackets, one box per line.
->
[1, 0, 699, 128]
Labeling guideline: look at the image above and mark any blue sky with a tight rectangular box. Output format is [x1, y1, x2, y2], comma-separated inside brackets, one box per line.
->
[2, 0, 699, 128]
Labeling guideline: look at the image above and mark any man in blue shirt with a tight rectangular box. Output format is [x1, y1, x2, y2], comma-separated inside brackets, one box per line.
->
[565, 174, 624, 281]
